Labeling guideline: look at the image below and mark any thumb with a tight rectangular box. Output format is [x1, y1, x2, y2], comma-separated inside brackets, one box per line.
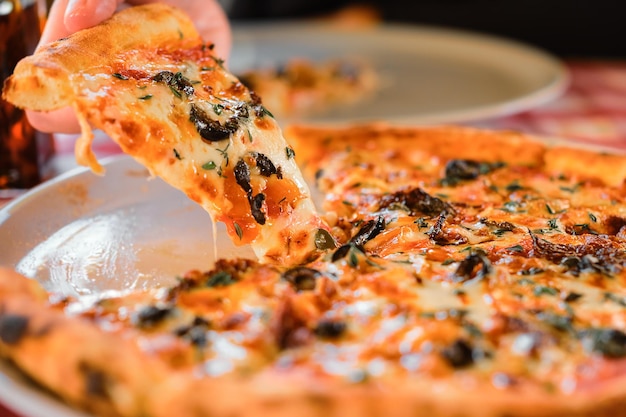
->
[64, 0, 121, 32]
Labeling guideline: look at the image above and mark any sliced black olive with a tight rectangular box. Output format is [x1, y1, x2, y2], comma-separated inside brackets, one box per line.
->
[379, 187, 453, 217]
[443, 159, 504, 185]
[254, 152, 280, 178]
[282, 266, 322, 291]
[0, 314, 29, 345]
[453, 253, 491, 283]
[134, 305, 172, 327]
[314, 319, 347, 339]
[250, 193, 266, 225]
[331, 244, 351, 262]
[234, 159, 252, 194]
[440, 338, 474, 368]
[189, 104, 239, 142]
[351, 217, 385, 248]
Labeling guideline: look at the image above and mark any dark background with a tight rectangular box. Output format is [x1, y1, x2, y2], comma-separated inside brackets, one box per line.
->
[225, 0, 626, 59]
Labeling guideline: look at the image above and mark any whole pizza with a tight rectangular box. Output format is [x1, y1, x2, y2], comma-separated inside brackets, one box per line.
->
[2, 4, 626, 417]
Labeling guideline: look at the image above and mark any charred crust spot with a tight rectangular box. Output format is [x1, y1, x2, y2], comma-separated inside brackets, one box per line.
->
[379, 187, 453, 217]
[189, 104, 239, 142]
[134, 305, 172, 327]
[440, 338, 474, 368]
[314, 319, 347, 339]
[453, 253, 491, 283]
[0, 314, 29, 345]
[282, 266, 323, 291]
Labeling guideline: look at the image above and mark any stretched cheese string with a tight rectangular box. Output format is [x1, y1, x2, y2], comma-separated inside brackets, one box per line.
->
[72, 103, 104, 174]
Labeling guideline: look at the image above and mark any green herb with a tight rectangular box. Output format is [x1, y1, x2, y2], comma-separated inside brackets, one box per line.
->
[519, 267, 544, 276]
[604, 292, 626, 307]
[579, 328, 626, 358]
[285, 147, 296, 159]
[202, 161, 217, 170]
[559, 183, 581, 193]
[545, 204, 555, 215]
[206, 271, 235, 287]
[216, 142, 230, 166]
[177, 29, 184, 39]
[112, 72, 128, 80]
[500, 201, 523, 213]
[348, 251, 359, 268]
[212, 56, 225, 68]
[441, 258, 455, 266]
[506, 244, 524, 252]
[538, 311, 573, 332]
[247, 129, 253, 143]
[233, 222, 243, 240]
[533, 285, 558, 297]
[547, 218, 559, 230]
[261, 106, 274, 118]
[517, 277, 535, 285]
[173, 148, 182, 160]
[414, 217, 428, 230]
[342, 200, 354, 206]
[169, 85, 182, 98]
[138, 94, 153, 100]
[314, 229, 336, 250]
[213, 103, 224, 115]
[588, 212, 598, 222]
[201, 66, 213, 71]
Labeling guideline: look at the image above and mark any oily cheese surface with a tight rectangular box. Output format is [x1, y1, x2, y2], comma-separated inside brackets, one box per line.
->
[1, 124, 626, 417]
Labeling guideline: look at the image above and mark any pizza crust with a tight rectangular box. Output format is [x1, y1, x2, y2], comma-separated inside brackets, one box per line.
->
[3, 4, 199, 112]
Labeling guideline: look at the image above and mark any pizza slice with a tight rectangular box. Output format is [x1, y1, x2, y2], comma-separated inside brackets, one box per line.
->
[2, 4, 332, 265]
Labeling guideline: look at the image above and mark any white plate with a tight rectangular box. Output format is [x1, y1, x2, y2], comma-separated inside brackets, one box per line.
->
[229, 22, 568, 125]
[0, 155, 253, 417]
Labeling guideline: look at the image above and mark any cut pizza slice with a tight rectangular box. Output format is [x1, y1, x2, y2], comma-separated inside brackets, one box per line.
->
[2, 4, 332, 265]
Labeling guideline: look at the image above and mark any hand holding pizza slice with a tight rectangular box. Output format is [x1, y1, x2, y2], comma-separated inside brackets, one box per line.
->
[3, 3, 332, 265]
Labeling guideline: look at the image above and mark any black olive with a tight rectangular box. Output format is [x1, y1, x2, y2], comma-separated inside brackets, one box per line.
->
[254, 152, 280, 177]
[443, 159, 505, 185]
[351, 217, 385, 248]
[134, 305, 172, 327]
[0, 314, 29, 345]
[440, 338, 474, 368]
[453, 253, 491, 283]
[314, 319, 347, 339]
[234, 159, 252, 195]
[250, 193, 267, 225]
[152, 70, 195, 97]
[282, 266, 322, 291]
[379, 187, 453, 217]
[189, 104, 239, 142]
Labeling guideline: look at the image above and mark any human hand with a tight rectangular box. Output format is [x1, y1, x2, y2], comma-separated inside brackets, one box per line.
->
[27, 0, 231, 133]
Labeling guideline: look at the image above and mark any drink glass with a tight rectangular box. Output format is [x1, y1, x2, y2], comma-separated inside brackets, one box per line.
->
[0, 0, 53, 196]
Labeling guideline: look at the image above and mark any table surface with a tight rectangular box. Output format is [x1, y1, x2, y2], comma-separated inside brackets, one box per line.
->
[2, 59, 626, 417]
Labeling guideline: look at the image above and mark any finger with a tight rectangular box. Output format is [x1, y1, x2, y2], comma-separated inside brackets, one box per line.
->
[26, 108, 81, 134]
[64, 0, 120, 33]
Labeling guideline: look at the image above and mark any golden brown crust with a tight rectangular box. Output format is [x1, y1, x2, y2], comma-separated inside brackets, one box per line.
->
[285, 123, 626, 187]
[2, 4, 199, 111]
